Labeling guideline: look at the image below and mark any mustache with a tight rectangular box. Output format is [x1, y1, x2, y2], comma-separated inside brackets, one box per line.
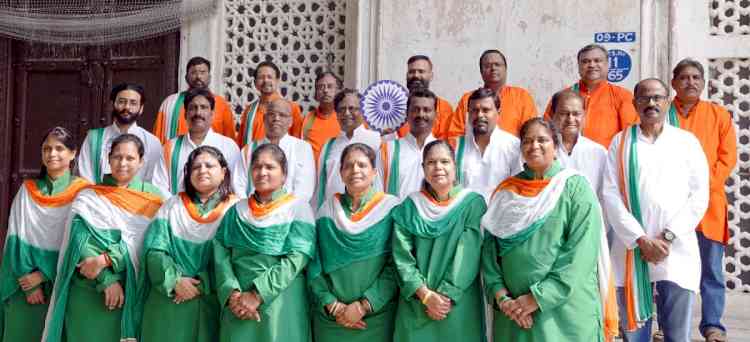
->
[645, 106, 661, 113]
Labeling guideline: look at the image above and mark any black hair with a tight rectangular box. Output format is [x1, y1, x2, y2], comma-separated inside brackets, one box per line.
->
[109, 83, 146, 105]
[315, 70, 343, 89]
[254, 61, 281, 79]
[186, 56, 211, 73]
[251, 143, 288, 176]
[550, 89, 585, 114]
[339, 143, 377, 171]
[577, 44, 608, 61]
[109, 133, 145, 159]
[407, 87, 438, 111]
[672, 58, 705, 80]
[333, 88, 362, 111]
[38, 126, 78, 178]
[407, 55, 433, 69]
[183, 146, 233, 202]
[519, 117, 560, 148]
[467, 87, 501, 110]
[479, 49, 508, 70]
[183, 87, 216, 110]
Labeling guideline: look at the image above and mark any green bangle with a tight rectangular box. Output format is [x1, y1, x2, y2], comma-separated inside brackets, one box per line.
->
[498, 295, 511, 304]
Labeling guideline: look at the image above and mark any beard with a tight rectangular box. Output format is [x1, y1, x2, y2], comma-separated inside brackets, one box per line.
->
[407, 78, 429, 91]
[112, 109, 140, 126]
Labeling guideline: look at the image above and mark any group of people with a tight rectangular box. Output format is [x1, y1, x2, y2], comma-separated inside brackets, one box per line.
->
[0, 43, 737, 342]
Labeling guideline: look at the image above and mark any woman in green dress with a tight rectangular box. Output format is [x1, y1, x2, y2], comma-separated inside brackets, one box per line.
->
[480, 117, 605, 341]
[391, 139, 487, 342]
[0, 127, 89, 341]
[43, 133, 164, 342]
[213, 143, 316, 342]
[310, 143, 400, 342]
[138, 146, 238, 341]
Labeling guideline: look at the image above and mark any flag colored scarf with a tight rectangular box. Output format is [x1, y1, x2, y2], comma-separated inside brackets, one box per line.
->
[617, 125, 654, 331]
[42, 186, 163, 342]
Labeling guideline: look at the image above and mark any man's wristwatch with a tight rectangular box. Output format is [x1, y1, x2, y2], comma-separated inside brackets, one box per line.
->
[662, 229, 676, 243]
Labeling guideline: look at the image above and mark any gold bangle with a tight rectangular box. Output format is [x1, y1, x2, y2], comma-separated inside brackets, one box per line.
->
[421, 291, 433, 305]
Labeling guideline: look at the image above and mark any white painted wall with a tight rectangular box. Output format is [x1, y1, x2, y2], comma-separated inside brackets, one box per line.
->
[368, 0, 641, 110]
[178, 5, 225, 93]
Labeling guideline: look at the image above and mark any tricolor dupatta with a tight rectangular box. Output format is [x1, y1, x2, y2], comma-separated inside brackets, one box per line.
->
[42, 186, 163, 342]
[241, 100, 261, 146]
[617, 125, 655, 331]
[667, 103, 680, 127]
[314, 137, 336, 210]
[0, 178, 89, 320]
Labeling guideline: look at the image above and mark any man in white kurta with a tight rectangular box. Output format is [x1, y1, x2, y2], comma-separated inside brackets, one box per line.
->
[601, 78, 709, 342]
[311, 89, 381, 210]
[152, 89, 240, 197]
[233, 99, 315, 202]
[377, 88, 439, 200]
[454, 88, 522, 202]
[78, 83, 162, 183]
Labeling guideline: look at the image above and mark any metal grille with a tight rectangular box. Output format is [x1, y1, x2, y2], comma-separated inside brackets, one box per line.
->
[710, 0, 750, 35]
[708, 58, 750, 291]
[222, 0, 347, 117]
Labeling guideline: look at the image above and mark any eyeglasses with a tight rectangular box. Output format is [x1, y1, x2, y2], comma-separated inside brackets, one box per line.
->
[635, 95, 669, 104]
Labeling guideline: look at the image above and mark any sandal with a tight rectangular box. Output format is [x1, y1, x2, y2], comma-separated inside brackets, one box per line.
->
[705, 327, 727, 342]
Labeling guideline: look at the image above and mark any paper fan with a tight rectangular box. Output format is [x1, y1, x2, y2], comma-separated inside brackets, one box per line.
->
[361, 80, 408, 133]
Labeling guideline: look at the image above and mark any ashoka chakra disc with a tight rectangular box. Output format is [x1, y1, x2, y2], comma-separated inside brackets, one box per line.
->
[361, 80, 408, 134]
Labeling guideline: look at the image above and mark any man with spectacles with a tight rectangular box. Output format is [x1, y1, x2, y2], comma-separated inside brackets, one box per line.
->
[311, 88, 382, 210]
[233, 98, 315, 202]
[295, 71, 343, 162]
[668, 59, 736, 342]
[78, 83, 162, 183]
[602, 78, 709, 342]
[543, 44, 640, 149]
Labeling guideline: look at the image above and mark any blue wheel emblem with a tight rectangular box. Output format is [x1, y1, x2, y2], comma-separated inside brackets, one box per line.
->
[361, 80, 408, 134]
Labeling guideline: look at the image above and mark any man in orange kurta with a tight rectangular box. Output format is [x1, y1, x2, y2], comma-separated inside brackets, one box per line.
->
[670, 59, 737, 342]
[396, 55, 453, 139]
[542, 44, 639, 149]
[446, 49, 538, 138]
[152, 56, 236, 144]
[237, 61, 303, 147]
[294, 71, 341, 163]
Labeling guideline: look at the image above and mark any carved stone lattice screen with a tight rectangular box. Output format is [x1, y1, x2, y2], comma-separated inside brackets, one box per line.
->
[708, 59, 750, 291]
[710, 0, 750, 35]
[223, 0, 347, 117]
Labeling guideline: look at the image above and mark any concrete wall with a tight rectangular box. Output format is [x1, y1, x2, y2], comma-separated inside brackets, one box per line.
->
[369, 0, 641, 110]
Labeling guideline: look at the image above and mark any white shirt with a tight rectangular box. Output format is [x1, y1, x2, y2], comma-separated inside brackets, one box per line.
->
[556, 135, 607, 195]
[77, 122, 162, 183]
[152, 129, 240, 198]
[233, 134, 315, 202]
[458, 127, 522, 202]
[376, 133, 436, 200]
[601, 124, 709, 292]
[312, 125, 382, 209]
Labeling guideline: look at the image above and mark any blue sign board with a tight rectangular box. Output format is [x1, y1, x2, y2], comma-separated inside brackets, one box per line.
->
[607, 49, 631, 82]
[594, 32, 636, 43]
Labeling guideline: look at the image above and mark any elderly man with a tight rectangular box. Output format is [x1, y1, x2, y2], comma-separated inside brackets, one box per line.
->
[295, 71, 342, 162]
[447, 49, 538, 138]
[379, 88, 439, 199]
[238, 61, 304, 146]
[153, 56, 236, 143]
[544, 44, 639, 148]
[668, 58, 737, 342]
[454, 87, 522, 201]
[78, 83, 162, 183]
[602, 78, 709, 342]
[312, 88, 381, 209]
[153, 88, 240, 197]
[234, 98, 315, 202]
[395, 55, 454, 139]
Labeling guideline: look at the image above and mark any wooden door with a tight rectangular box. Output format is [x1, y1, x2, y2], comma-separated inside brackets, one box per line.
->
[0, 33, 179, 236]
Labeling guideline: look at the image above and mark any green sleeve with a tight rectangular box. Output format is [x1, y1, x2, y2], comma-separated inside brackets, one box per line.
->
[529, 177, 602, 312]
[392, 222, 425, 301]
[362, 257, 399, 312]
[480, 234, 506, 306]
[146, 250, 181, 297]
[213, 240, 241, 306]
[104, 242, 128, 274]
[252, 252, 309, 306]
[78, 238, 122, 292]
[436, 199, 484, 303]
[308, 274, 337, 314]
